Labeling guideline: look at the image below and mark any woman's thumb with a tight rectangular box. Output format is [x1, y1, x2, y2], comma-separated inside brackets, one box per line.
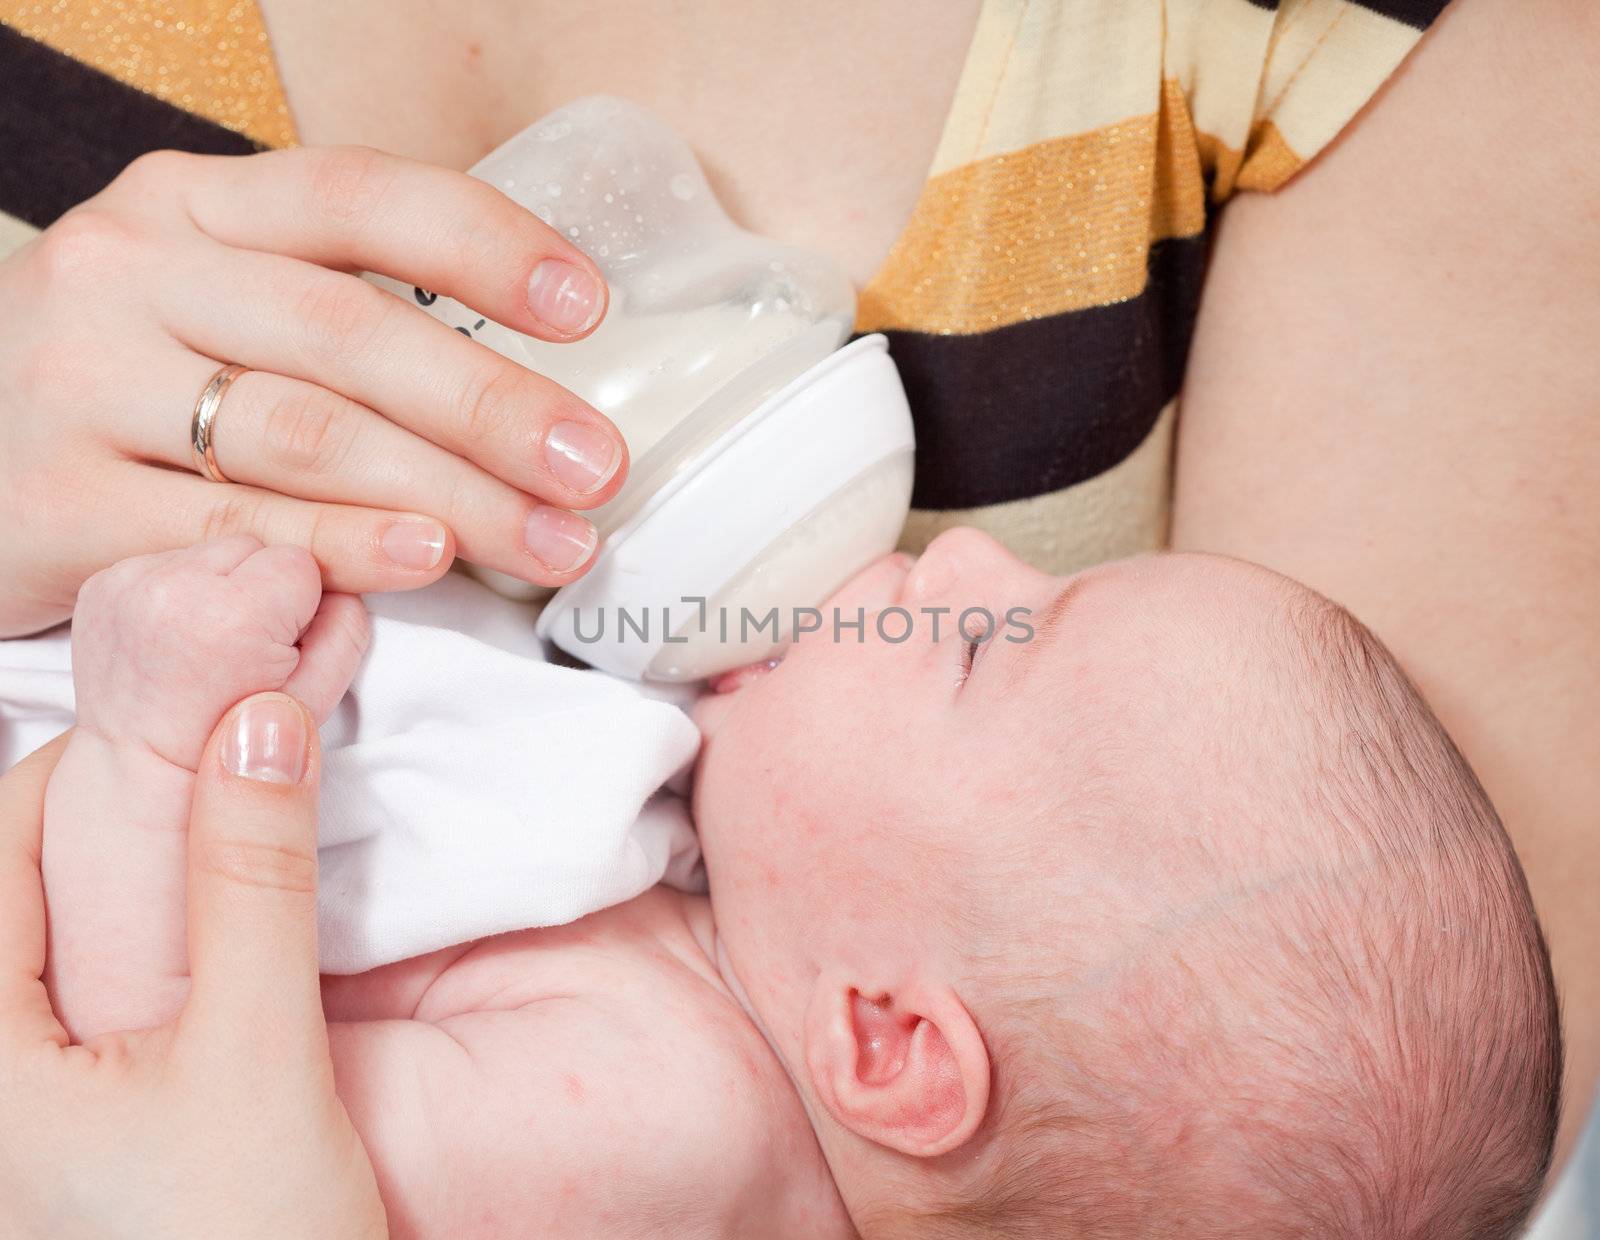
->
[182, 692, 323, 1045]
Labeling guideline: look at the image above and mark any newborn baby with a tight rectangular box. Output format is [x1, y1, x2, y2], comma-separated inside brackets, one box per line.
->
[40, 530, 1561, 1238]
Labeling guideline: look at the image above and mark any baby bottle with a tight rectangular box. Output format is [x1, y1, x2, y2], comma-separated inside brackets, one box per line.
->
[374, 96, 915, 681]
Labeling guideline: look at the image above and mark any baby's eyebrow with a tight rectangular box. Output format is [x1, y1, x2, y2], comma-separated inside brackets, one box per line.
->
[1025, 580, 1084, 653]
[994, 580, 1083, 693]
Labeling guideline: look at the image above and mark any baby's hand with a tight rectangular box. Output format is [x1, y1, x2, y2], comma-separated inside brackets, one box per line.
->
[71, 536, 367, 769]
[43, 538, 367, 1041]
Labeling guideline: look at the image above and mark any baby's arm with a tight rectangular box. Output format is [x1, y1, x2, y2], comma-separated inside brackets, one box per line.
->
[42, 537, 367, 1040]
[316, 922, 772, 1240]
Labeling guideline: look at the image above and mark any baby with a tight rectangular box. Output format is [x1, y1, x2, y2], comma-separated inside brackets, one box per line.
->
[39, 529, 1560, 1238]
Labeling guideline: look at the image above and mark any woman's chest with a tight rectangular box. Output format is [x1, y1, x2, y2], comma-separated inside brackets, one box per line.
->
[254, 0, 979, 286]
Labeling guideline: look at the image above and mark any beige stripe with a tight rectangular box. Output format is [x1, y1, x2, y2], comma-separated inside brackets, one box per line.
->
[1167, 0, 1418, 197]
[859, 78, 1206, 337]
[0, 211, 40, 263]
[930, 0, 1164, 178]
[898, 400, 1176, 574]
[1, 0, 295, 147]
[1257, 0, 1421, 163]
[1163, 0, 1279, 155]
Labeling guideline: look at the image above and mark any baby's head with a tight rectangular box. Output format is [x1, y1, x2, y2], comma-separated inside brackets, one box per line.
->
[693, 530, 1560, 1238]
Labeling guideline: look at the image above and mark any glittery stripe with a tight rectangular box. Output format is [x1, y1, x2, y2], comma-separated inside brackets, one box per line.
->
[859, 78, 1207, 338]
[0, 0, 295, 148]
[1232, 120, 1303, 193]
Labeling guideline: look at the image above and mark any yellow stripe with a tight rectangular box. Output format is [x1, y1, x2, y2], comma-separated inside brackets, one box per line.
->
[860, 78, 1206, 337]
[1, 0, 295, 148]
[1234, 120, 1304, 193]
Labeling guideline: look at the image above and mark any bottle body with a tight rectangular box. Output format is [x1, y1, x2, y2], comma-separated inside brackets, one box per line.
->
[373, 97, 915, 680]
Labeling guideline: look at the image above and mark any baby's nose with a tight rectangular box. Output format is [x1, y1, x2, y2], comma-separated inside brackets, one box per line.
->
[906, 527, 1023, 599]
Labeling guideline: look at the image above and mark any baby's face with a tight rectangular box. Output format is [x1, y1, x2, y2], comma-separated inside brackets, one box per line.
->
[693, 530, 1303, 1009]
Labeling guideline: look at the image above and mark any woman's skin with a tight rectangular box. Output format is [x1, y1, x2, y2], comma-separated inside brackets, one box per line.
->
[1173, 0, 1600, 1166]
[0, 703, 387, 1239]
[254, 0, 982, 289]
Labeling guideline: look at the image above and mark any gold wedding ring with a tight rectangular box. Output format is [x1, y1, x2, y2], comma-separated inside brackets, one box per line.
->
[189, 363, 248, 484]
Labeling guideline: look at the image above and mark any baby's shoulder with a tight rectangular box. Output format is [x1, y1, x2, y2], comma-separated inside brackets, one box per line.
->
[338, 889, 837, 1238]
[518, 889, 831, 1233]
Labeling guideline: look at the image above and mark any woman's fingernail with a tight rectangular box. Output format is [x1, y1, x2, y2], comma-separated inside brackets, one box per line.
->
[545, 420, 621, 494]
[527, 259, 604, 335]
[524, 505, 597, 573]
[381, 519, 448, 570]
[221, 694, 307, 785]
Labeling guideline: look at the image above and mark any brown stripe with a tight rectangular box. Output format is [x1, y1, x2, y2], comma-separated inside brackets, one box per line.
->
[898, 401, 1177, 576]
[879, 233, 1206, 512]
[858, 78, 1207, 337]
[0, 0, 295, 147]
[0, 23, 264, 229]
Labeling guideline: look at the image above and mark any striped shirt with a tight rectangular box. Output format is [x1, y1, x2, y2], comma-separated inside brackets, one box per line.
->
[0, 0, 1448, 573]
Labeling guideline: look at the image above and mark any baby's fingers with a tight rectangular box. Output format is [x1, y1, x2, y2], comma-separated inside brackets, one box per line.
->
[285, 594, 370, 724]
[0, 734, 71, 1055]
[226, 544, 324, 647]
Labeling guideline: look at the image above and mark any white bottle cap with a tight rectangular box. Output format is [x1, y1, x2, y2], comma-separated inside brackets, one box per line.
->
[537, 334, 915, 680]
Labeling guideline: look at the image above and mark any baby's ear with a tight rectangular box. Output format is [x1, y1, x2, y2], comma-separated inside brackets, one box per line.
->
[802, 973, 991, 1158]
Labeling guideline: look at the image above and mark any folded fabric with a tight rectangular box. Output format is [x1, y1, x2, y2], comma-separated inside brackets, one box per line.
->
[0, 572, 703, 973]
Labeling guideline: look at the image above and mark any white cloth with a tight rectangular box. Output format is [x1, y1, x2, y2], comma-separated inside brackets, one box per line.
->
[0, 572, 703, 973]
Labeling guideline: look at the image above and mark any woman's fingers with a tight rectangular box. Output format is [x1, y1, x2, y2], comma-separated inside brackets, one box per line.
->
[125, 145, 608, 343]
[116, 463, 461, 595]
[157, 245, 626, 512]
[181, 693, 324, 1051]
[0, 733, 72, 1054]
[138, 359, 599, 581]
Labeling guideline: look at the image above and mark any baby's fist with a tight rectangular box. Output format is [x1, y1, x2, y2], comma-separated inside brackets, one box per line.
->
[71, 537, 368, 769]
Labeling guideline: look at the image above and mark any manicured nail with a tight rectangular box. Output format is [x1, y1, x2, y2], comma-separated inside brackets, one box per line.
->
[524, 505, 597, 573]
[221, 694, 307, 785]
[527, 259, 604, 335]
[545, 420, 621, 494]
[380, 519, 448, 570]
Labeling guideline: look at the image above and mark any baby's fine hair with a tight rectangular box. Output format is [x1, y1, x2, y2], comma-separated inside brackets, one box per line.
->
[888, 590, 1561, 1239]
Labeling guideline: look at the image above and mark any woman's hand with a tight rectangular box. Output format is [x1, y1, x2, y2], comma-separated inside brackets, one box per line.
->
[0, 145, 628, 638]
[0, 699, 387, 1239]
